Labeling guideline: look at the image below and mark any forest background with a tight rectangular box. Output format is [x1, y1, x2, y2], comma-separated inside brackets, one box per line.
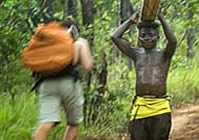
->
[0, 0, 199, 139]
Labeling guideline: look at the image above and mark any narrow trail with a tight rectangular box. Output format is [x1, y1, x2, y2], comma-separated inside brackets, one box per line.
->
[170, 104, 199, 140]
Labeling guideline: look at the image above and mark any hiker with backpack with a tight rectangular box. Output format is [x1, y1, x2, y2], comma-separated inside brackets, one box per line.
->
[111, 11, 177, 140]
[22, 20, 93, 140]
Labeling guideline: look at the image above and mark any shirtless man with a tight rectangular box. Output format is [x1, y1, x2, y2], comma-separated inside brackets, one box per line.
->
[111, 12, 177, 140]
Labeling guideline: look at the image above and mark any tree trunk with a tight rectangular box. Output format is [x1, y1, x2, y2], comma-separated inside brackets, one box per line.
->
[119, 0, 134, 24]
[119, 0, 134, 69]
[80, 0, 94, 88]
[63, 0, 78, 20]
[0, 0, 4, 5]
[80, 0, 94, 46]
[97, 53, 108, 95]
[39, 0, 54, 22]
[80, 0, 94, 26]
[186, 10, 195, 59]
[80, 0, 108, 126]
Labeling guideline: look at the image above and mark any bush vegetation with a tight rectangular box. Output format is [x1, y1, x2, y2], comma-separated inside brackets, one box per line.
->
[0, 0, 199, 139]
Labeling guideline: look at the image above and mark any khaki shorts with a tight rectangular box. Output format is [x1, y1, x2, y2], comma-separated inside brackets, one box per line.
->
[38, 76, 84, 126]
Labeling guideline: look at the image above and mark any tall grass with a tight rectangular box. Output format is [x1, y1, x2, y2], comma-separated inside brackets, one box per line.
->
[1, 64, 199, 139]
[168, 48, 199, 104]
[1, 55, 199, 139]
[1, 44, 199, 139]
[0, 93, 123, 140]
[0, 93, 37, 140]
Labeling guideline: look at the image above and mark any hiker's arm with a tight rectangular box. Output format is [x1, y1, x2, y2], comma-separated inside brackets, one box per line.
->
[111, 12, 139, 60]
[73, 38, 93, 72]
[158, 13, 177, 59]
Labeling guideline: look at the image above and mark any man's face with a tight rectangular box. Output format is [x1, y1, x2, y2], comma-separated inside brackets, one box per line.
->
[138, 27, 159, 49]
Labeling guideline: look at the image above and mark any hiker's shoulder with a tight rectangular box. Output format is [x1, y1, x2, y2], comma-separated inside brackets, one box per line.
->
[75, 38, 88, 44]
[74, 38, 90, 49]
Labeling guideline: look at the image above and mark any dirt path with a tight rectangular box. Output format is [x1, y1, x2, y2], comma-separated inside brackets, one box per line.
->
[83, 104, 199, 140]
[170, 104, 199, 140]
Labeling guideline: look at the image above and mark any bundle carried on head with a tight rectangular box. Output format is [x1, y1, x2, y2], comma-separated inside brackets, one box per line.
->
[141, 0, 160, 22]
[22, 22, 74, 75]
[137, 21, 160, 29]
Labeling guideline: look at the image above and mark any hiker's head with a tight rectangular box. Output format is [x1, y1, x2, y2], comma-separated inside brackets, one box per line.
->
[137, 21, 159, 49]
[61, 19, 80, 41]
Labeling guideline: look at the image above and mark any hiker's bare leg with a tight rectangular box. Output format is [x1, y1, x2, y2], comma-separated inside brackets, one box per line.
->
[63, 125, 78, 140]
[33, 122, 54, 140]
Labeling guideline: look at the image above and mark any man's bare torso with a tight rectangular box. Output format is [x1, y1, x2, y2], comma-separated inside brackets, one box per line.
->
[133, 48, 170, 96]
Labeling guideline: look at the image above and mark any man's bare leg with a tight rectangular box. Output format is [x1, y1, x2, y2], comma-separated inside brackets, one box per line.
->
[63, 125, 78, 140]
[33, 122, 54, 140]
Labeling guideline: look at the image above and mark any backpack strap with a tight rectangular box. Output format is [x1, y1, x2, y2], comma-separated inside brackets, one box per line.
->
[31, 64, 80, 92]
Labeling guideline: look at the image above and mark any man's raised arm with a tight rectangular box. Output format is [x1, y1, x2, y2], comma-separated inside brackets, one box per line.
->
[158, 14, 177, 59]
[111, 12, 139, 60]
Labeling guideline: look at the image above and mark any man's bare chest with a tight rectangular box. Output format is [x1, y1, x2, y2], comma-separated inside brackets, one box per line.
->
[135, 53, 169, 84]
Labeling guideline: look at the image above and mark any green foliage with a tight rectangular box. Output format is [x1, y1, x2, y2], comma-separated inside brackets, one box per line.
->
[0, 0, 199, 139]
[168, 48, 199, 104]
[0, 94, 37, 140]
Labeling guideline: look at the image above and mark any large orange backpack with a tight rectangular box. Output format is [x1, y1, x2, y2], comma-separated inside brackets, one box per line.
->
[22, 22, 74, 75]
